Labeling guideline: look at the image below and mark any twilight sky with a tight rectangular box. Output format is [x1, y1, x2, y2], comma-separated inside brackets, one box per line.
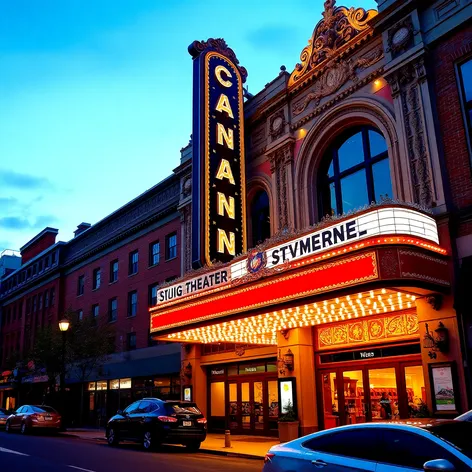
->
[0, 0, 377, 253]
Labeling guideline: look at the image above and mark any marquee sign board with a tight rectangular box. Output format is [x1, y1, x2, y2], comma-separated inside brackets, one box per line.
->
[153, 206, 442, 311]
[189, 39, 247, 269]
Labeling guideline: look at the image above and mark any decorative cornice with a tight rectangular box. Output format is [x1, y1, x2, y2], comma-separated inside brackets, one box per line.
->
[289, 0, 377, 88]
[188, 38, 248, 83]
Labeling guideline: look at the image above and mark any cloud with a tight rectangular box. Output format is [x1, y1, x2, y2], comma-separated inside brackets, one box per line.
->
[0, 169, 53, 190]
[0, 197, 19, 210]
[0, 215, 57, 230]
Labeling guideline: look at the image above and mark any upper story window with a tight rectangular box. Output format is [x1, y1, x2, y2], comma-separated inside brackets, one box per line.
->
[92, 304, 99, 319]
[318, 127, 392, 218]
[251, 190, 271, 247]
[149, 283, 159, 307]
[128, 290, 138, 317]
[149, 241, 160, 266]
[165, 233, 177, 260]
[110, 259, 118, 283]
[77, 309, 84, 322]
[93, 268, 101, 290]
[109, 298, 118, 323]
[458, 58, 472, 150]
[45, 256, 50, 269]
[51, 251, 57, 265]
[32, 264, 37, 276]
[127, 332, 137, 351]
[77, 275, 85, 296]
[129, 250, 139, 275]
[38, 260, 43, 272]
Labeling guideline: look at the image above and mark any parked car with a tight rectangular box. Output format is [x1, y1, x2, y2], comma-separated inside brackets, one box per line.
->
[106, 398, 207, 451]
[5, 405, 61, 434]
[0, 408, 10, 428]
[263, 422, 472, 471]
[455, 409, 472, 422]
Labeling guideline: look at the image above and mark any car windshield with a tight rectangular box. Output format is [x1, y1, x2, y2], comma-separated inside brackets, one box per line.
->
[32, 406, 56, 413]
[427, 422, 472, 459]
[167, 402, 201, 415]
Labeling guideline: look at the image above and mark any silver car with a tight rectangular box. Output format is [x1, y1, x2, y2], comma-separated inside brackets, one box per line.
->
[263, 422, 472, 471]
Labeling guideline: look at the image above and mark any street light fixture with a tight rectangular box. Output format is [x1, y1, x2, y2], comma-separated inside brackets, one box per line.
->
[58, 317, 70, 428]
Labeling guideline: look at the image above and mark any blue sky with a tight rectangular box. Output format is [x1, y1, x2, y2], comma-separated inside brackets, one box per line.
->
[0, 0, 377, 252]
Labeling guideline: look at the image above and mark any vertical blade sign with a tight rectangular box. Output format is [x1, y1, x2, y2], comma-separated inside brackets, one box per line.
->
[189, 39, 247, 269]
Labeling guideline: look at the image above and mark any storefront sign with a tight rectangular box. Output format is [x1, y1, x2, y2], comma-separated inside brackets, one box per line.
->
[430, 364, 457, 412]
[189, 39, 247, 269]
[22, 375, 48, 384]
[210, 368, 225, 376]
[156, 268, 230, 304]
[279, 378, 297, 415]
[184, 387, 192, 402]
[151, 206, 440, 309]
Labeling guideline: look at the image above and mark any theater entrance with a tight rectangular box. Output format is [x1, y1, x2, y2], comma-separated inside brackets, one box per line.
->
[317, 344, 426, 429]
[207, 360, 279, 436]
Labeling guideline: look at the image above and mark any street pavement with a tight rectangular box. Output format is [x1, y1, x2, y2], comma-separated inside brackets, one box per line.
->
[0, 431, 263, 472]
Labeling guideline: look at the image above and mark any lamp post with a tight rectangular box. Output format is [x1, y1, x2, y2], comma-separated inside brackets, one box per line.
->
[58, 318, 70, 427]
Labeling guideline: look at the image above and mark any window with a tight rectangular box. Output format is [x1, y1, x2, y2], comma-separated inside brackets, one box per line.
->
[108, 298, 118, 322]
[378, 428, 466, 470]
[77, 309, 83, 321]
[32, 264, 37, 276]
[149, 283, 159, 307]
[129, 250, 139, 275]
[128, 291, 138, 317]
[303, 428, 381, 462]
[251, 190, 271, 247]
[165, 233, 177, 260]
[93, 268, 101, 290]
[38, 260, 43, 272]
[51, 251, 57, 265]
[45, 256, 50, 269]
[50, 288, 55, 306]
[318, 127, 392, 218]
[149, 241, 160, 266]
[459, 58, 472, 150]
[77, 275, 85, 296]
[127, 332, 137, 351]
[124, 401, 140, 414]
[92, 304, 99, 319]
[110, 260, 118, 283]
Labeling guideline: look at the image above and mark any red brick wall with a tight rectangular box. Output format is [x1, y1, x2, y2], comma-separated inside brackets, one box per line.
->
[21, 233, 57, 264]
[432, 24, 472, 211]
[63, 218, 181, 350]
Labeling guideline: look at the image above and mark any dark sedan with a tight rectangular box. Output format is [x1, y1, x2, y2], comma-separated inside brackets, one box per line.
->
[5, 405, 61, 434]
[106, 398, 207, 451]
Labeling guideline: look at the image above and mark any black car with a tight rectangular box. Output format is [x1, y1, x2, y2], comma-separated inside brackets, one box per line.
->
[106, 398, 207, 451]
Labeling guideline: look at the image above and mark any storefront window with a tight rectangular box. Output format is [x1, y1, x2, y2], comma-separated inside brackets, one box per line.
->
[343, 370, 366, 424]
[254, 381, 264, 430]
[321, 372, 340, 429]
[268, 380, 279, 431]
[110, 379, 119, 390]
[405, 365, 426, 417]
[120, 378, 131, 389]
[88, 382, 96, 391]
[229, 383, 238, 429]
[96, 381, 107, 391]
[241, 382, 250, 429]
[211, 382, 225, 417]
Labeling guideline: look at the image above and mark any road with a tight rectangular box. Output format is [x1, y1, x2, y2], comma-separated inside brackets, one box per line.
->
[0, 431, 263, 472]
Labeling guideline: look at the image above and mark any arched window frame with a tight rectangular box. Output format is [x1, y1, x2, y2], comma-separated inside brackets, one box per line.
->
[318, 125, 390, 217]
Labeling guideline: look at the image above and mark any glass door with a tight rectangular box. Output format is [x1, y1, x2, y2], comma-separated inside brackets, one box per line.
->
[342, 370, 367, 425]
[368, 367, 398, 421]
[268, 380, 279, 433]
[320, 371, 341, 429]
[253, 381, 264, 431]
[228, 382, 239, 431]
[241, 382, 251, 430]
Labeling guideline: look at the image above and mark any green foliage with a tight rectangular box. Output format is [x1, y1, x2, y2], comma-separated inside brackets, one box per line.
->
[279, 401, 298, 422]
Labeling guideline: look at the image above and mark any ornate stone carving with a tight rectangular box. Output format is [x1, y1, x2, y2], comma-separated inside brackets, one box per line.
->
[188, 38, 248, 82]
[289, 0, 377, 87]
[293, 47, 383, 115]
[182, 204, 192, 273]
[387, 15, 416, 56]
[269, 110, 287, 141]
[268, 142, 294, 229]
[182, 177, 192, 198]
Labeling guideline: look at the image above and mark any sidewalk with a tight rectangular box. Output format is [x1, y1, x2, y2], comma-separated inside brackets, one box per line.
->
[60, 429, 279, 459]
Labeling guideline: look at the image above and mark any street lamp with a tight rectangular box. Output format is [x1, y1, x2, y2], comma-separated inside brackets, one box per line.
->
[58, 318, 70, 428]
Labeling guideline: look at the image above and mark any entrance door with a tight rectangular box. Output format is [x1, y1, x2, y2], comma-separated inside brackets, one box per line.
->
[319, 362, 425, 429]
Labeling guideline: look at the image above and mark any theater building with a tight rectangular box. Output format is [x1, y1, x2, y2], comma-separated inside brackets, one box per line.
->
[150, 0, 472, 437]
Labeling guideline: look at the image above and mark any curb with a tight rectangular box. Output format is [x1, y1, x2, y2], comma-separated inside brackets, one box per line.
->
[59, 433, 265, 460]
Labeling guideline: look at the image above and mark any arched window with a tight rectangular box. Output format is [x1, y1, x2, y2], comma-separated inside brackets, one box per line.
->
[251, 190, 271, 247]
[318, 126, 392, 217]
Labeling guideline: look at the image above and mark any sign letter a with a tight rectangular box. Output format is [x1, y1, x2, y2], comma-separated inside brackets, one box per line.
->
[216, 159, 236, 184]
[215, 94, 234, 119]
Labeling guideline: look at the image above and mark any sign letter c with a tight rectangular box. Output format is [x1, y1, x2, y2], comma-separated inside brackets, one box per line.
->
[215, 65, 232, 87]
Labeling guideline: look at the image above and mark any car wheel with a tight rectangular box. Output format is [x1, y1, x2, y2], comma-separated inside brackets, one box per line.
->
[5, 421, 10, 433]
[20, 422, 27, 435]
[185, 441, 201, 452]
[143, 430, 158, 451]
[107, 428, 119, 446]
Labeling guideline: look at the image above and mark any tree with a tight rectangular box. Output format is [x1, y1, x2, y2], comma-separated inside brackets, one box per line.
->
[28, 311, 114, 425]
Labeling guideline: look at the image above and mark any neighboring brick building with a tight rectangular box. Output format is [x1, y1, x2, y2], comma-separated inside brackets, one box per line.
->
[0, 175, 183, 424]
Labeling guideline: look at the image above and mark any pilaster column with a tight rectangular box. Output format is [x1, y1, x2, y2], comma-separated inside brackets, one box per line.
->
[181, 344, 208, 417]
[267, 138, 296, 231]
[277, 327, 318, 435]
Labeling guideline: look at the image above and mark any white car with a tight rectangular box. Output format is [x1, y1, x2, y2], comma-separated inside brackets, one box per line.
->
[263, 422, 472, 471]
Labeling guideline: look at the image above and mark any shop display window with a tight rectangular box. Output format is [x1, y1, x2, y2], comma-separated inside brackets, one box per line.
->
[110, 379, 119, 390]
[405, 365, 427, 417]
[211, 382, 225, 417]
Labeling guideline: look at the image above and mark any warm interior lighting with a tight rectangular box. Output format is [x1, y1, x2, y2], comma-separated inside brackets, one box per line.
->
[58, 318, 70, 332]
[165, 288, 417, 345]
